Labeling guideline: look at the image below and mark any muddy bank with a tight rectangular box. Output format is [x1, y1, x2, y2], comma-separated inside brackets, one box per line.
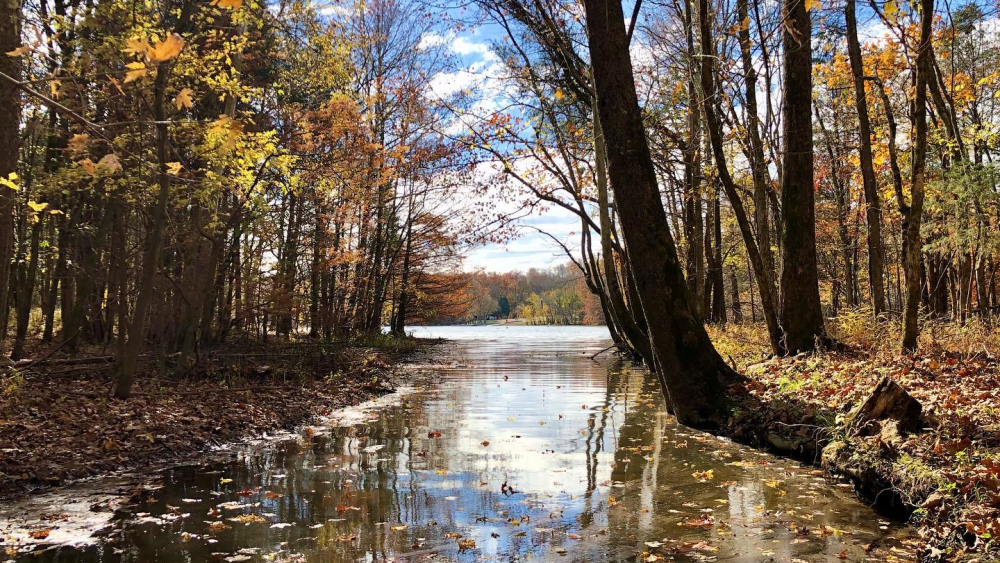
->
[0, 339, 435, 501]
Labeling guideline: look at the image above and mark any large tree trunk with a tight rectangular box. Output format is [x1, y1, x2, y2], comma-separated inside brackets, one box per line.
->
[0, 0, 22, 351]
[778, 0, 826, 354]
[582, 0, 742, 428]
[845, 0, 887, 315]
[902, 0, 933, 352]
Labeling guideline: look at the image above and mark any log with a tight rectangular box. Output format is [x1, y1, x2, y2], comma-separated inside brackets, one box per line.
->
[12, 355, 114, 368]
[853, 377, 922, 435]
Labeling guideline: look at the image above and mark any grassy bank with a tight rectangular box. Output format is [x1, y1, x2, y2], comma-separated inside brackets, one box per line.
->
[709, 317, 999, 562]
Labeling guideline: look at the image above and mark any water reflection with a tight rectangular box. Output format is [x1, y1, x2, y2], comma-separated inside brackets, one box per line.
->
[13, 326, 911, 562]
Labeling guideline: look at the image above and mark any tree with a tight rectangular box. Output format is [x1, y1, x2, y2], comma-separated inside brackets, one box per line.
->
[845, 0, 887, 315]
[0, 0, 21, 351]
[778, 0, 826, 354]
[582, 0, 741, 427]
[902, 0, 934, 351]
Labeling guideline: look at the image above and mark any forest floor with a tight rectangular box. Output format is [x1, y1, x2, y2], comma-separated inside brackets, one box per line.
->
[0, 336, 431, 501]
[709, 316, 1000, 562]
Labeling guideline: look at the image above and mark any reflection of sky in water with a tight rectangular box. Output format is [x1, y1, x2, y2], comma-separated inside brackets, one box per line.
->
[15, 326, 912, 563]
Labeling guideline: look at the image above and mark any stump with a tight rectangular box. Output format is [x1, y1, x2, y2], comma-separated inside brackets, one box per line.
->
[853, 377, 922, 435]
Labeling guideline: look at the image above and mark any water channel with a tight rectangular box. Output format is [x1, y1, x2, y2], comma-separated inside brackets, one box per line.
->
[3, 326, 913, 562]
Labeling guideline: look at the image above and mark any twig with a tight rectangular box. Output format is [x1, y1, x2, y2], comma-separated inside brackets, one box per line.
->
[589, 345, 617, 360]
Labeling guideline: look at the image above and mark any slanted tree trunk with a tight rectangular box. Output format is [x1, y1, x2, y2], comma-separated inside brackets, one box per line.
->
[845, 0, 887, 315]
[778, 0, 826, 354]
[582, 0, 742, 427]
[594, 108, 652, 362]
[902, 0, 933, 352]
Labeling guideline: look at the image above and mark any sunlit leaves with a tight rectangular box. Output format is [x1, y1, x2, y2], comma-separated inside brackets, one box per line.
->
[147, 34, 185, 62]
[167, 162, 183, 175]
[0, 172, 18, 191]
[124, 61, 147, 83]
[123, 34, 184, 73]
[883, 0, 900, 22]
[211, 0, 244, 9]
[207, 115, 244, 152]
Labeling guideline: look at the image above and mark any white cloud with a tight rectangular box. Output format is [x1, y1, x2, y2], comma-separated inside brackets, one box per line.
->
[452, 36, 490, 56]
[418, 31, 456, 50]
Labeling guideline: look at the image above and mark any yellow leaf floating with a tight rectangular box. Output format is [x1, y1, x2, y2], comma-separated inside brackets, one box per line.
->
[27, 201, 48, 212]
[147, 34, 185, 63]
[212, 0, 244, 9]
[6, 46, 30, 57]
[166, 161, 183, 176]
[209, 115, 243, 151]
[174, 88, 194, 110]
[804, 0, 820, 10]
[124, 61, 147, 83]
[0, 172, 18, 191]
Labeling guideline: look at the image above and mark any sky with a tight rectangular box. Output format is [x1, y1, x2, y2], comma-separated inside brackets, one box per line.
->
[412, 0, 927, 274]
[419, 19, 588, 273]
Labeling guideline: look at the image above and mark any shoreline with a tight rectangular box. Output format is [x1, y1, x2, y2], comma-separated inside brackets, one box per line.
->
[0, 338, 435, 502]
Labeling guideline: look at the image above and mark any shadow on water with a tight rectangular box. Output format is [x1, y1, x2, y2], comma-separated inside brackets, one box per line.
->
[8, 326, 913, 562]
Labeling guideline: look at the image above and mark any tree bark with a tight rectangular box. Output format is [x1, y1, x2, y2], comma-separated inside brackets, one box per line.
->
[582, 0, 742, 427]
[0, 0, 22, 350]
[114, 60, 176, 398]
[845, 0, 887, 315]
[902, 0, 933, 352]
[778, 0, 826, 353]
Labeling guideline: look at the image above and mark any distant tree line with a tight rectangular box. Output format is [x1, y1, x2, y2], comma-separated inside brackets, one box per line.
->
[440, 265, 604, 326]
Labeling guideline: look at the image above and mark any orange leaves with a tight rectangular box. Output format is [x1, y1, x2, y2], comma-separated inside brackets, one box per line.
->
[174, 88, 194, 110]
[121, 34, 185, 84]
[148, 34, 185, 63]
[691, 469, 715, 482]
[211, 0, 244, 9]
[124, 62, 147, 83]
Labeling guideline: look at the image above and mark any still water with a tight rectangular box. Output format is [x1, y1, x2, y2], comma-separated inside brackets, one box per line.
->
[8, 326, 913, 562]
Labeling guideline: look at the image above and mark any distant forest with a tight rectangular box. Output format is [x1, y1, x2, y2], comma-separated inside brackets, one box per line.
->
[431, 265, 604, 326]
